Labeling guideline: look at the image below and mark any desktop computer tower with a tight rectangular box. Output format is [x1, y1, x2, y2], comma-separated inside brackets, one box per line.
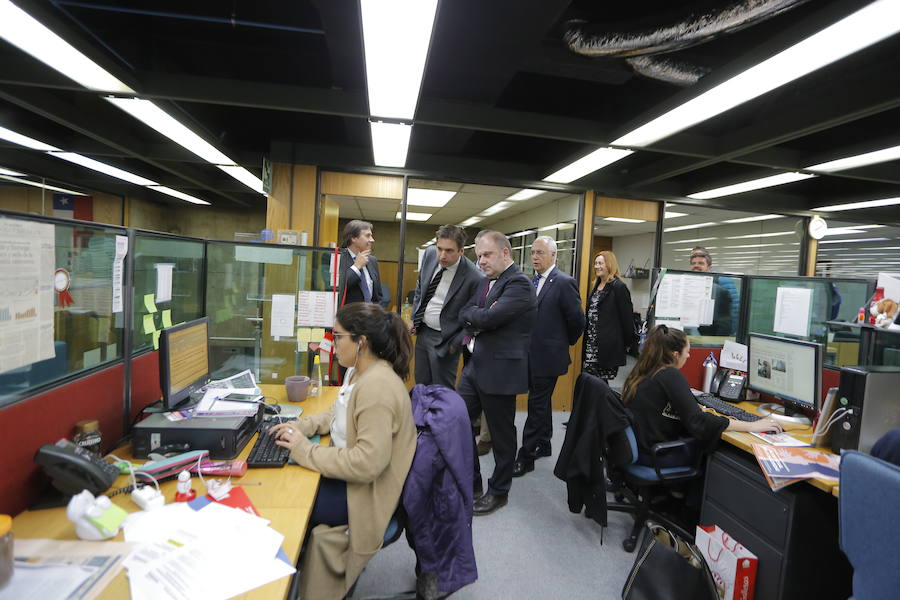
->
[831, 366, 900, 454]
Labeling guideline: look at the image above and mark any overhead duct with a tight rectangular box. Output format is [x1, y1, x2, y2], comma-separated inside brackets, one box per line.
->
[625, 56, 710, 86]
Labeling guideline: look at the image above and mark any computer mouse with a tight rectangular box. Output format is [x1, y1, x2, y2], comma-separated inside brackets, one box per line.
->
[263, 403, 281, 415]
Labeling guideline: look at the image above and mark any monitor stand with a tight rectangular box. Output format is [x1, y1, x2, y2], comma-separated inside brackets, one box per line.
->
[758, 402, 812, 426]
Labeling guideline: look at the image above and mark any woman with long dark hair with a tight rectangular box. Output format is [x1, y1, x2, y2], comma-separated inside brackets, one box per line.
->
[622, 325, 781, 462]
[583, 250, 636, 381]
[270, 302, 416, 600]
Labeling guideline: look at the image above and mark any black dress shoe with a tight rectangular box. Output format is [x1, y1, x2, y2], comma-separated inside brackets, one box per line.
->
[512, 460, 534, 477]
[473, 493, 508, 516]
[533, 442, 552, 458]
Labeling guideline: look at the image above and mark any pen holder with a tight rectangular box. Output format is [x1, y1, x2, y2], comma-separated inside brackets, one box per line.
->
[285, 376, 310, 402]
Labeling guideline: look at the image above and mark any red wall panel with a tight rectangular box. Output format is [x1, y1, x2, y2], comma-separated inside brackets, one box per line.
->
[0, 364, 125, 516]
[130, 351, 161, 422]
[680, 347, 722, 389]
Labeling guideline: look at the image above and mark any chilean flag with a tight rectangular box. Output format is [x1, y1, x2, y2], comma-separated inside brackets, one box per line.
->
[53, 193, 92, 221]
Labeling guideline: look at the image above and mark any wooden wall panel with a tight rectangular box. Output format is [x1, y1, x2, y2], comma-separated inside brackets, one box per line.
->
[92, 193, 124, 225]
[290, 165, 317, 235]
[319, 196, 340, 247]
[596, 196, 659, 221]
[321, 172, 403, 199]
[266, 163, 293, 233]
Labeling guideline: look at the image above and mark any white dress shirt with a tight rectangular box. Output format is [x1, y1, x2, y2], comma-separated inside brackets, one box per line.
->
[466, 262, 512, 353]
[535, 264, 556, 297]
[330, 367, 356, 448]
[347, 249, 374, 297]
[423, 256, 460, 331]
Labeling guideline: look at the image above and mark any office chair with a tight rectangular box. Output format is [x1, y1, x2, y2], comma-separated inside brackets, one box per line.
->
[603, 398, 704, 552]
[838, 451, 900, 600]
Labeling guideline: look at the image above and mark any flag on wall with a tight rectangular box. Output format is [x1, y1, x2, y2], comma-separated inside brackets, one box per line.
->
[53, 193, 92, 221]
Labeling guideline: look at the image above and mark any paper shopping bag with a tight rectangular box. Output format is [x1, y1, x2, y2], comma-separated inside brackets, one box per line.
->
[696, 525, 758, 600]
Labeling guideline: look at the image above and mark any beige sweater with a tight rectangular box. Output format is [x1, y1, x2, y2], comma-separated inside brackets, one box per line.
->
[289, 359, 416, 600]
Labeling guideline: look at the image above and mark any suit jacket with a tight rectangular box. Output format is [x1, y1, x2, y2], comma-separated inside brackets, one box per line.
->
[412, 248, 485, 357]
[530, 267, 585, 378]
[584, 277, 636, 369]
[459, 263, 536, 396]
[338, 247, 383, 305]
[291, 360, 416, 600]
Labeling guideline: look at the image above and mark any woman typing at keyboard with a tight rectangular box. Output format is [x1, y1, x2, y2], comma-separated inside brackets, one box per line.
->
[622, 325, 782, 467]
[268, 303, 416, 600]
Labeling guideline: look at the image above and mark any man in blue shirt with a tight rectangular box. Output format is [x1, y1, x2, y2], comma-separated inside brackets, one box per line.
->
[691, 246, 738, 336]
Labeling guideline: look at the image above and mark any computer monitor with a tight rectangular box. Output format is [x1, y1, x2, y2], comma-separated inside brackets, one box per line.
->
[747, 333, 822, 416]
[159, 317, 210, 410]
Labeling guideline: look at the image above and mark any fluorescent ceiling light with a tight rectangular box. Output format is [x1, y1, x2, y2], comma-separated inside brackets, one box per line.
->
[0, 1, 133, 93]
[823, 227, 865, 236]
[0, 174, 87, 195]
[604, 217, 646, 223]
[105, 97, 233, 165]
[148, 186, 210, 205]
[479, 201, 512, 217]
[509, 229, 536, 238]
[360, 0, 438, 120]
[820, 237, 889, 244]
[664, 221, 717, 232]
[460, 217, 482, 227]
[407, 188, 456, 207]
[538, 222, 575, 231]
[722, 214, 784, 223]
[688, 173, 815, 199]
[370, 121, 411, 168]
[0, 166, 25, 176]
[862, 246, 900, 250]
[507, 189, 546, 201]
[50, 152, 158, 186]
[721, 243, 786, 248]
[543, 148, 633, 184]
[0, 125, 60, 152]
[664, 211, 688, 218]
[852, 225, 886, 229]
[664, 236, 718, 244]
[807, 144, 900, 172]
[217, 165, 265, 195]
[813, 197, 900, 212]
[724, 231, 797, 239]
[613, 1, 900, 148]
[397, 211, 431, 221]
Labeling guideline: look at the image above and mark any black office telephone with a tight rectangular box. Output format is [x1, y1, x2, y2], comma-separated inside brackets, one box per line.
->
[710, 368, 748, 401]
[34, 439, 120, 496]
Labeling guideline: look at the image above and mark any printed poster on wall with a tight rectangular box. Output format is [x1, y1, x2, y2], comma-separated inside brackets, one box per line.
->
[0, 218, 56, 374]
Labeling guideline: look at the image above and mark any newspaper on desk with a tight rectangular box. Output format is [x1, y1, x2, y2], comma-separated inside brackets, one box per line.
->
[204, 369, 260, 395]
[122, 499, 294, 600]
[165, 369, 262, 420]
[1, 539, 136, 600]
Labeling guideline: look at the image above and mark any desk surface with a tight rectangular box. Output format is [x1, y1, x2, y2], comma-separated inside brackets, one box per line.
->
[717, 400, 839, 495]
[11, 384, 337, 600]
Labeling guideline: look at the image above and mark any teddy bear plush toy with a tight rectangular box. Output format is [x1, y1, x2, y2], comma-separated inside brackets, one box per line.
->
[871, 298, 899, 328]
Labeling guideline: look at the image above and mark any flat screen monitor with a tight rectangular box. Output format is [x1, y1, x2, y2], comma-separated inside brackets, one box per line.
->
[159, 317, 210, 410]
[747, 333, 822, 414]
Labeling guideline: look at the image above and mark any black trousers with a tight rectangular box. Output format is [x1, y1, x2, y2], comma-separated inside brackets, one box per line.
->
[518, 374, 558, 460]
[413, 326, 460, 389]
[309, 477, 348, 527]
[457, 361, 516, 496]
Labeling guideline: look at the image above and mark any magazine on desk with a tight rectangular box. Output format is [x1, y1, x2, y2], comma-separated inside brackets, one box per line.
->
[751, 444, 840, 491]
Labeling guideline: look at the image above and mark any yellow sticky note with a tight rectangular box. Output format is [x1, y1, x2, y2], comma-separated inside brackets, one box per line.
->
[298, 328, 312, 344]
[311, 328, 326, 342]
[142, 314, 156, 334]
[144, 294, 158, 313]
[152, 330, 161, 350]
[162, 309, 173, 328]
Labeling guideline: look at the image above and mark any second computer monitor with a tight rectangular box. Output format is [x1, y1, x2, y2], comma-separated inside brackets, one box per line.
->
[747, 333, 822, 412]
[159, 317, 210, 410]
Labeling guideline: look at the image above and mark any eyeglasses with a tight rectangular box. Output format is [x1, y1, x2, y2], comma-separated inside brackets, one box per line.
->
[332, 333, 354, 339]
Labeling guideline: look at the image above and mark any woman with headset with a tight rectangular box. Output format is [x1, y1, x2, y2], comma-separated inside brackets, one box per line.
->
[269, 302, 416, 600]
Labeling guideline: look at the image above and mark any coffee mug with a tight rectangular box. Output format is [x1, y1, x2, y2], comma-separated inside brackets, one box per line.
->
[285, 376, 311, 402]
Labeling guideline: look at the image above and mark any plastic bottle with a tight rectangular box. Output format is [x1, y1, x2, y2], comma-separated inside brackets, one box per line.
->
[702, 352, 718, 393]
[308, 355, 322, 397]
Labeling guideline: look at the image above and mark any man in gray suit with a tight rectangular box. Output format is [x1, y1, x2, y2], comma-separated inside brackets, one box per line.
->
[411, 224, 484, 389]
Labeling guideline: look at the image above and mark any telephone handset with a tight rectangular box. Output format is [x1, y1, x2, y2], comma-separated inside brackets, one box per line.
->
[34, 439, 120, 496]
[710, 367, 747, 401]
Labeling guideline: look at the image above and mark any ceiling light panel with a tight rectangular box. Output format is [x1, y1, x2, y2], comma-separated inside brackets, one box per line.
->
[51, 152, 158, 186]
[217, 165, 265, 195]
[687, 173, 815, 199]
[663, 222, 717, 232]
[0, 166, 25, 176]
[360, 0, 439, 120]
[604, 217, 646, 223]
[460, 217, 482, 227]
[407, 188, 456, 207]
[543, 148, 633, 184]
[721, 214, 784, 223]
[664, 211, 688, 218]
[148, 186, 210, 205]
[507, 189, 546, 201]
[0, 174, 87, 195]
[0, 1, 133, 93]
[479, 201, 513, 217]
[807, 144, 900, 172]
[724, 231, 797, 239]
[813, 197, 900, 211]
[370, 121, 412, 167]
[397, 211, 432, 221]
[0, 125, 60, 152]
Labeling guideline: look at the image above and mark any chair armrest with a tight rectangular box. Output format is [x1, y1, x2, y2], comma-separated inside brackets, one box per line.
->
[649, 438, 703, 481]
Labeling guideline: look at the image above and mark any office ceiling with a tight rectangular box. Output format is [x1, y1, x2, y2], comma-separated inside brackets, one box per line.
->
[1, 0, 899, 226]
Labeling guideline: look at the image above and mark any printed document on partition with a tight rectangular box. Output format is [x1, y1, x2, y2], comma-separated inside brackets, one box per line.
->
[720, 340, 748, 371]
[154, 263, 175, 303]
[112, 234, 127, 313]
[297, 290, 335, 327]
[270, 294, 296, 338]
[773, 287, 812, 338]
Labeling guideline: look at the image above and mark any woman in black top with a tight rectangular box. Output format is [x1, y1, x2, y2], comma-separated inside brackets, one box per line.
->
[622, 325, 781, 460]
[583, 250, 636, 381]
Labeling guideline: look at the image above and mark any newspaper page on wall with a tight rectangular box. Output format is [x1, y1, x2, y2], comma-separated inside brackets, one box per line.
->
[0, 217, 56, 374]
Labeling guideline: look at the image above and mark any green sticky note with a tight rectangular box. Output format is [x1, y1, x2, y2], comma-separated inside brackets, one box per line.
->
[162, 309, 173, 328]
[215, 308, 231, 323]
[142, 313, 156, 334]
[144, 294, 158, 313]
[152, 330, 161, 350]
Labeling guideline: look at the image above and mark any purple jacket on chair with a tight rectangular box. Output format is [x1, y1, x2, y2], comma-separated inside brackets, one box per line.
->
[402, 384, 477, 598]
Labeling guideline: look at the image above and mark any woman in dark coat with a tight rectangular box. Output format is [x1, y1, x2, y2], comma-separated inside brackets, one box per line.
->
[583, 250, 637, 381]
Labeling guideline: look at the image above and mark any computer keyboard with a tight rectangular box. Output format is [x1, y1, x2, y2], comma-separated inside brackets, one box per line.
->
[247, 416, 291, 468]
[694, 392, 761, 422]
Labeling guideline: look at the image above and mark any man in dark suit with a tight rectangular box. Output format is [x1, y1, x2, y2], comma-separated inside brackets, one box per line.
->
[458, 230, 536, 515]
[513, 236, 584, 477]
[338, 219, 382, 306]
[411, 225, 484, 389]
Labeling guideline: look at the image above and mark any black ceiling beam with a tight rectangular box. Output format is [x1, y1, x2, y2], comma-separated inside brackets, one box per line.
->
[0, 84, 249, 206]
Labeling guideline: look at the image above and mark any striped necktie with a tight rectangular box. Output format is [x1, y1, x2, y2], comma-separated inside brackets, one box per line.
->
[413, 267, 445, 330]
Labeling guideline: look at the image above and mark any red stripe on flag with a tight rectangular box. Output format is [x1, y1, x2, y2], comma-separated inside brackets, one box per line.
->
[73, 196, 93, 221]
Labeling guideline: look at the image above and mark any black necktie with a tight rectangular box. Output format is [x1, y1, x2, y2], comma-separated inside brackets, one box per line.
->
[413, 267, 445, 330]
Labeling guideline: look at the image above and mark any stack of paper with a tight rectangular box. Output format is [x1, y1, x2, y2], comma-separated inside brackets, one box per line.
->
[751, 444, 840, 491]
[122, 501, 294, 600]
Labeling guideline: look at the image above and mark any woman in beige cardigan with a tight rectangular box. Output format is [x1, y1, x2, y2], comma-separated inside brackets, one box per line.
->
[270, 303, 416, 600]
